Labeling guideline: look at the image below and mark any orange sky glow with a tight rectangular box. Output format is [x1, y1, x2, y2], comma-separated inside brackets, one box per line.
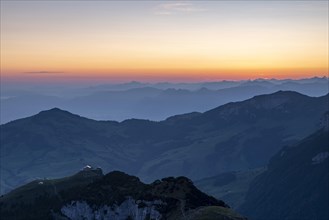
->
[1, 1, 328, 82]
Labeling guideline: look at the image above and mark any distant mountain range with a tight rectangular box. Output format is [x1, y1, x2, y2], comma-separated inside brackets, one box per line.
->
[1, 91, 327, 194]
[239, 128, 329, 220]
[1, 77, 328, 123]
[0, 168, 247, 220]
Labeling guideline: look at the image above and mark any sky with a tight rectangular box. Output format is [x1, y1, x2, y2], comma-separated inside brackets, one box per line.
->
[1, 0, 328, 82]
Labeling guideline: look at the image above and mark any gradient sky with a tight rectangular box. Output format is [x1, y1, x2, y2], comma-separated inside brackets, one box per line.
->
[1, 1, 328, 82]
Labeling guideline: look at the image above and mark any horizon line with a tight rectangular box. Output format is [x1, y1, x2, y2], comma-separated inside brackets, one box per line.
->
[1, 75, 328, 85]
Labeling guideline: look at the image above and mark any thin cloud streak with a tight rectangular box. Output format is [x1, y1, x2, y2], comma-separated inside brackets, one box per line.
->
[154, 2, 207, 15]
[24, 71, 64, 74]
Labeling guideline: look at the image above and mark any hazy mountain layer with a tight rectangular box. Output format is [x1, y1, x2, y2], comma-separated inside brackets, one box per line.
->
[1, 91, 328, 194]
[1, 77, 328, 124]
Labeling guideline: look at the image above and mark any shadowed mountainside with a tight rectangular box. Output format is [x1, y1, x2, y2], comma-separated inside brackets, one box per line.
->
[239, 128, 329, 220]
[1, 91, 328, 194]
[195, 168, 266, 209]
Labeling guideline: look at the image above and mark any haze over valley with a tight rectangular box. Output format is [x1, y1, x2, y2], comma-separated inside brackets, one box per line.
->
[1, 77, 328, 124]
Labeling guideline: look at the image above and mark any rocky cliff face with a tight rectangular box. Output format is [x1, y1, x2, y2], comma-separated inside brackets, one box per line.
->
[57, 198, 163, 220]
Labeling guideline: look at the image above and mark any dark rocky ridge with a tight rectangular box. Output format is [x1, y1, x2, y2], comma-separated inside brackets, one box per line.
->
[0, 169, 246, 220]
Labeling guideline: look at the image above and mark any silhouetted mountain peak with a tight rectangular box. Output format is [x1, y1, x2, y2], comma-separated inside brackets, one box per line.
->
[75, 165, 104, 178]
[33, 108, 87, 122]
[37, 107, 75, 116]
[252, 90, 308, 99]
[165, 111, 201, 123]
[102, 171, 142, 187]
[204, 91, 316, 122]
[208, 91, 298, 110]
[247, 90, 308, 107]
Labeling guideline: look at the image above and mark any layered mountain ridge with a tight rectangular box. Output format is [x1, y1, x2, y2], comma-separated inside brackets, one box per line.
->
[1, 91, 328, 194]
[2, 77, 328, 124]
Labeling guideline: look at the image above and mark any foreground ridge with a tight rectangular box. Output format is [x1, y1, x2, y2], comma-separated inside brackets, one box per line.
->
[0, 168, 247, 220]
